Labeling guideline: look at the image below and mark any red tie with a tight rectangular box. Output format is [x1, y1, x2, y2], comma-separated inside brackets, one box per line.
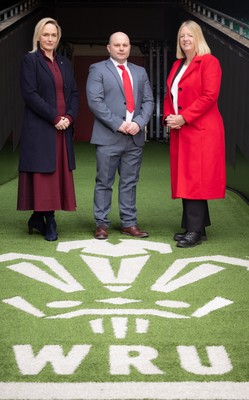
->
[118, 65, 135, 112]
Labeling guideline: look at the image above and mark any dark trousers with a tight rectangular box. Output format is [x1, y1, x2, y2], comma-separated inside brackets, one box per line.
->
[181, 199, 211, 233]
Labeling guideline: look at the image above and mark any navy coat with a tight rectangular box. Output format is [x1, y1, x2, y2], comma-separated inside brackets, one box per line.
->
[18, 49, 78, 173]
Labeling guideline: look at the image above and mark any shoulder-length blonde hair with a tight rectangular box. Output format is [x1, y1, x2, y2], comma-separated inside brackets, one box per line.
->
[176, 20, 211, 59]
[31, 17, 61, 52]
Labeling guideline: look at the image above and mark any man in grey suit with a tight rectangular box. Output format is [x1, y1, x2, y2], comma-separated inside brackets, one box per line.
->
[86, 31, 154, 239]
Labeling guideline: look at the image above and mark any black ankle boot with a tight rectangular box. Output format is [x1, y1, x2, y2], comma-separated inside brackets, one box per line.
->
[177, 232, 202, 248]
[28, 212, 46, 235]
[174, 230, 207, 241]
[44, 212, 58, 241]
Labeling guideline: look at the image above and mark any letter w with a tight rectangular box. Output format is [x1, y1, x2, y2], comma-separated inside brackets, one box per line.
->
[13, 345, 91, 375]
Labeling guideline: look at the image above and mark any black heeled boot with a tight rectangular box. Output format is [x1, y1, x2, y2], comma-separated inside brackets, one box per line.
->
[44, 211, 58, 241]
[28, 212, 46, 235]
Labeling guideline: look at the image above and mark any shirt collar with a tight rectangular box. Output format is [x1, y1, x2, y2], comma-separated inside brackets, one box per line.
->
[39, 47, 56, 62]
[110, 57, 128, 69]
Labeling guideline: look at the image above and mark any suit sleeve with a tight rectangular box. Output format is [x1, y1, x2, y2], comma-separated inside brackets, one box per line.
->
[132, 68, 154, 130]
[86, 64, 124, 132]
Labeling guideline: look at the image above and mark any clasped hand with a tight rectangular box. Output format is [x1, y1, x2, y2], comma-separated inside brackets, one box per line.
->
[55, 116, 70, 130]
[166, 114, 185, 130]
[118, 121, 140, 135]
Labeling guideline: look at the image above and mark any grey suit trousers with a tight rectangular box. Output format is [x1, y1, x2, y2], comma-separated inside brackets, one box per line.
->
[94, 134, 143, 228]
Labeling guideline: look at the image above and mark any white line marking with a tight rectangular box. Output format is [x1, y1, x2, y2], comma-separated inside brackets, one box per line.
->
[192, 296, 233, 317]
[46, 308, 189, 319]
[3, 296, 45, 317]
[0, 382, 248, 399]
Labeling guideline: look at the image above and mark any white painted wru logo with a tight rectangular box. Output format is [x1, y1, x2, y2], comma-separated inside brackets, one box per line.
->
[1, 240, 249, 331]
[1, 239, 249, 377]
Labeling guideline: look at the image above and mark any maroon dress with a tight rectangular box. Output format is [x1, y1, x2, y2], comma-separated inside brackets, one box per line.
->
[17, 55, 76, 212]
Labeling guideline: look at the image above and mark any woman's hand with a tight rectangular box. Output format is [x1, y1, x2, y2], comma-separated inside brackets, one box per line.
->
[166, 114, 186, 130]
[55, 117, 70, 130]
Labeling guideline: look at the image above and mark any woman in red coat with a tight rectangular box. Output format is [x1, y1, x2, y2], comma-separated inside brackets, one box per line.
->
[163, 20, 226, 248]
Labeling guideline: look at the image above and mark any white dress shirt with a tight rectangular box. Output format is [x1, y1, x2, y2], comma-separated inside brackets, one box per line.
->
[110, 57, 134, 122]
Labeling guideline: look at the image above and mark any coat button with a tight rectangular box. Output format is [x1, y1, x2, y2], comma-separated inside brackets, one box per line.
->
[178, 87, 182, 91]
[178, 106, 182, 110]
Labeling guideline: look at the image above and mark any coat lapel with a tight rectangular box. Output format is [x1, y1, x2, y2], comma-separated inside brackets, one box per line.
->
[168, 60, 183, 89]
[35, 50, 55, 83]
[56, 54, 66, 81]
[106, 59, 137, 101]
[178, 55, 202, 83]
[168, 56, 203, 88]
[106, 59, 124, 94]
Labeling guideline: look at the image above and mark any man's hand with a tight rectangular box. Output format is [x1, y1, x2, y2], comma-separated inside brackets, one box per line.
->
[125, 121, 140, 135]
[118, 121, 140, 135]
[118, 121, 130, 134]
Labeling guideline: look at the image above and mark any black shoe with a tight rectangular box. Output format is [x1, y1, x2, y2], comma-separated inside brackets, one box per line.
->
[28, 212, 46, 235]
[174, 230, 207, 241]
[44, 212, 58, 241]
[177, 232, 202, 248]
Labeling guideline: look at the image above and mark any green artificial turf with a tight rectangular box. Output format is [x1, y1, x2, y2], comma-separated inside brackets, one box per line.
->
[0, 142, 248, 399]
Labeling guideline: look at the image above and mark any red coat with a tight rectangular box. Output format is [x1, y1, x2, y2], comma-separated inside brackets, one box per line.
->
[163, 54, 226, 200]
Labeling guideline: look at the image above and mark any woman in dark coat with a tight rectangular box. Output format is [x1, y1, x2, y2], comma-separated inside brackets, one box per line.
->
[17, 17, 79, 241]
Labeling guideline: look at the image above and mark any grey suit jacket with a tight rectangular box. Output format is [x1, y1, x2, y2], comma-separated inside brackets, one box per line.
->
[86, 58, 154, 146]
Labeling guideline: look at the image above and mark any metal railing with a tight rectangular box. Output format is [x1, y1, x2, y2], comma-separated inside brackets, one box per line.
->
[0, 0, 40, 27]
[3, 1, 248, 40]
[180, 0, 249, 40]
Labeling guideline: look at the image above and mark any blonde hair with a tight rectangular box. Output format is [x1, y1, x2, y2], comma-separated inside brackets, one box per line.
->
[31, 17, 61, 52]
[176, 20, 211, 59]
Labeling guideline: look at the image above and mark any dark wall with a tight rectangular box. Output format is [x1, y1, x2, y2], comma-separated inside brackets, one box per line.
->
[53, 3, 179, 44]
[0, 1, 17, 8]
[200, 24, 249, 168]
